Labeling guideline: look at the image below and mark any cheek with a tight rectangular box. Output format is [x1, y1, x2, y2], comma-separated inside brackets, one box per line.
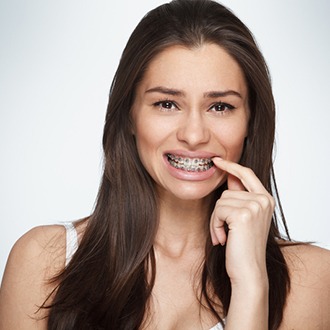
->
[133, 117, 165, 164]
[215, 121, 247, 162]
[226, 138, 245, 162]
[228, 137, 246, 162]
[134, 126, 153, 164]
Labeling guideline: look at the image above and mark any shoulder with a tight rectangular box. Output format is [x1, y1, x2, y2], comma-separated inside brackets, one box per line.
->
[280, 243, 330, 329]
[7, 224, 67, 274]
[0, 225, 67, 329]
[283, 243, 330, 285]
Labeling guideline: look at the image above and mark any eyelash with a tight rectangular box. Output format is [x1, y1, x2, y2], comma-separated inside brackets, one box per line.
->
[153, 100, 178, 111]
[209, 102, 235, 113]
[152, 100, 235, 114]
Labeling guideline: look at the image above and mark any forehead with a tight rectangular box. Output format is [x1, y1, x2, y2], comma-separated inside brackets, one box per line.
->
[137, 43, 247, 97]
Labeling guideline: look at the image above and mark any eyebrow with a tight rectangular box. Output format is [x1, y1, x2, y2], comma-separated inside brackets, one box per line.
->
[145, 86, 184, 96]
[145, 86, 242, 99]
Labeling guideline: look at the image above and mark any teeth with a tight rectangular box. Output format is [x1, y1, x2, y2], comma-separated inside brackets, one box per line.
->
[167, 153, 214, 172]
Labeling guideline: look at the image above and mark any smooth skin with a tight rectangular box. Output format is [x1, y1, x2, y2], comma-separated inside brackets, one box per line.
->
[210, 157, 272, 329]
[1, 44, 330, 330]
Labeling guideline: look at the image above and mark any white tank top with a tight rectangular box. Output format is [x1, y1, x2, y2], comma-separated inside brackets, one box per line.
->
[209, 323, 224, 330]
[63, 222, 224, 329]
[63, 222, 78, 266]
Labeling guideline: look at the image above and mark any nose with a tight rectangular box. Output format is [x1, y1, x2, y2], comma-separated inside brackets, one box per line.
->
[176, 110, 210, 147]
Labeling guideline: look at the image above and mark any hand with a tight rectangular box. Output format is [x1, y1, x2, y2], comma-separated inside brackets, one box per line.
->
[210, 157, 274, 287]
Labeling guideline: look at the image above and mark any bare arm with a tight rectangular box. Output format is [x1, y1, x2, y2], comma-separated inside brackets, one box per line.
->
[0, 225, 66, 330]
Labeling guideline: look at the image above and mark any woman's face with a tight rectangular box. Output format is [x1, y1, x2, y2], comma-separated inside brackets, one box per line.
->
[132, 43, 249, 201]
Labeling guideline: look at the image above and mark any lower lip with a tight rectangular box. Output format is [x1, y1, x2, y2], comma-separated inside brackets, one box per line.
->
[164, 155, 217, 181]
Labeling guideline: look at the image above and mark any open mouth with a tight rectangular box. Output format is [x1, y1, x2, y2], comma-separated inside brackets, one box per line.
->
[167, 153, 214, 172]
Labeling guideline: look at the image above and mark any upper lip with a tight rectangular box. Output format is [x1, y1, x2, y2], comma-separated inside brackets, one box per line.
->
[164, 150, 218, 160]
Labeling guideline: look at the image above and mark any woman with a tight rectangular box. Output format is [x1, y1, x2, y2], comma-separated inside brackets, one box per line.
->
[0, 0, 329, 329]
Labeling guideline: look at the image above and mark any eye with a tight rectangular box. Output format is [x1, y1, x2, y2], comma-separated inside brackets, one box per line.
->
[210, 102, 235, 113]
[153, 100, 178, 111]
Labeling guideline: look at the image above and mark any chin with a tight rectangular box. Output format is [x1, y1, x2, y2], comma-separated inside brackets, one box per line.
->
[168, 184, 218, 202]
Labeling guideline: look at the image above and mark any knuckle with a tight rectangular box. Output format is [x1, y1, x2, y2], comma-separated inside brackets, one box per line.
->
[257, 194, 270, 208]
[256, 194, 275, 212]
[215, 198, 223, 208]
[221, 190, 230, 198]
[246, 200, 261, 213]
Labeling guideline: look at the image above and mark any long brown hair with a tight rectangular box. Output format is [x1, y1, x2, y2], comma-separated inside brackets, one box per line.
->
[45, 1, 290, 329]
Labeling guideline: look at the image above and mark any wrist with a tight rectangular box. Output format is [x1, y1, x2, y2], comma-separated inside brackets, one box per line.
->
[230, 269, 269, 292]
[231, 280, 269, 301]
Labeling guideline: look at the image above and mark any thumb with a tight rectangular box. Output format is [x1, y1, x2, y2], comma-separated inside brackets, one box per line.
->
[227, 173, 245, 191]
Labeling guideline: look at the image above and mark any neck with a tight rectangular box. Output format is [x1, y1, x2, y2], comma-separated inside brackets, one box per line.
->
[155, 193, 214, 258]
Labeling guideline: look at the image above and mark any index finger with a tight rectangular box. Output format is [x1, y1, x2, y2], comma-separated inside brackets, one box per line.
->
[212, 157, 268, 194]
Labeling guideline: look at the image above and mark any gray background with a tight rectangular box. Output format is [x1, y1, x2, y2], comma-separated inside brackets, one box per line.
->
[1, 0, 329, 280]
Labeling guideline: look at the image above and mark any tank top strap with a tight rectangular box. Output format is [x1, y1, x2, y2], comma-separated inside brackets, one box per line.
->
[209, 322, 224, 330]
[62, 222, 78, 266]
